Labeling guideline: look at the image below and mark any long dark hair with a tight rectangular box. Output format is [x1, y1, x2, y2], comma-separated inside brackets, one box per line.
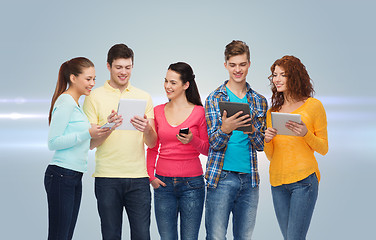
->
[168, 62, 202, 106]
[268, 55, 314, 112]
[48, 57, 94, 124]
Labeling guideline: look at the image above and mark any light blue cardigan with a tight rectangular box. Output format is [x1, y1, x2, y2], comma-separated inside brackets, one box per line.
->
[48, 94, 91, 173]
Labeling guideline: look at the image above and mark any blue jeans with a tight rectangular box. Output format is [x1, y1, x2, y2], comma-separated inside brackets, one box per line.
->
[44, 165, 83, 240]
[95, 177, 151, 240]
[154, 174, 205, 240]
[205, 171, 259, 240]
[271, 173, 319, 240]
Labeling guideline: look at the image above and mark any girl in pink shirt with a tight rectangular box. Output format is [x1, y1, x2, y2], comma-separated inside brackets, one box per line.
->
[147, 62, 208, 240]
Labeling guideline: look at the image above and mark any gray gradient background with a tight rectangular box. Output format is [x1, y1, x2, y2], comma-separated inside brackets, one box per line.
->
[1, 0, 375, 239]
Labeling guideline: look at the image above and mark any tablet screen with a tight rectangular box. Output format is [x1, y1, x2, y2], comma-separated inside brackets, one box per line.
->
[218, 101, 252, 132]
[116, 99, 147, 130]
[271, 112, 301, 136]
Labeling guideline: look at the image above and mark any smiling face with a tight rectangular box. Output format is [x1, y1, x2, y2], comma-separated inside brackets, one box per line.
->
[107, 58, 133, 91]
[70, 66, 96, 96]
[164, 69, 189, 101]
[272, 65, 288, 93]
[224, 53, 251, 84]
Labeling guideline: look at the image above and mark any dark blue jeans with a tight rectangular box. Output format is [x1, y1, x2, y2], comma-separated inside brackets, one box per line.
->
[154, 174, 205, 240]
[271, 173, 319, 240]
[44, 165, 83, 240]
[95, 177, 151, 240]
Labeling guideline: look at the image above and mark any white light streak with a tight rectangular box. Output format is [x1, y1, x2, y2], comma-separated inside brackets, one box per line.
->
[0, 98, 49, 103]
[0, 113, 47, 120]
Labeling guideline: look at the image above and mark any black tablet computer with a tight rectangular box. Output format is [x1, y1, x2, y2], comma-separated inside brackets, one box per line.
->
[218, 101, 252, 132]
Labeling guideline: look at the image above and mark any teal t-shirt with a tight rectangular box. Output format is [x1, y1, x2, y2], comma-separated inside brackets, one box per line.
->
[222, 87, 251, 173]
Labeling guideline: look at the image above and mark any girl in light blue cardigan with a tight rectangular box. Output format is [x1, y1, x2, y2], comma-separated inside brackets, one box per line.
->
[45, 57, 109, 240]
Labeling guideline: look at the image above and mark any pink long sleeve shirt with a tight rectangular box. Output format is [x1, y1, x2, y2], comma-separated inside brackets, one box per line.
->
[147, 104, 209, 182]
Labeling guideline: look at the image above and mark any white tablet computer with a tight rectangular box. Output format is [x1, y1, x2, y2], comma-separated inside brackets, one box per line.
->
[116, 99, 147, 130]
[219, 101, 252, 132]
[271, 112, 301, 136]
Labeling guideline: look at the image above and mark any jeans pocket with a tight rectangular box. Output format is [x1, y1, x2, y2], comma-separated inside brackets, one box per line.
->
[154, 181, 165, 191]
[297, 173, 316, 187]
[44, 165, 56, 193]
[95, 177, 117, 187]
[60, 169, 81, 178]
[44, 172, 54, 193]
[296, 181, 311, 187]
[54, 167, 82, 189]
[186, 176, 205, 189]
[219, 170, 228, 180]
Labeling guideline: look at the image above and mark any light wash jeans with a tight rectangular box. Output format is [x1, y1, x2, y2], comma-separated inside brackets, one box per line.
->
[154, 174, 205, 240]
[271, 173, 319, 240]
[205, 170, 259, 240]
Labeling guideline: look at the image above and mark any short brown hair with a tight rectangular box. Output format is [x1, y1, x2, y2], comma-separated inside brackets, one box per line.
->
[224, 40, 250, 62]
[107, 44, 134, 67]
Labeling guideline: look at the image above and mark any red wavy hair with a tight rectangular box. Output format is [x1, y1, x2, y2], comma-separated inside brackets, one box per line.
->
[268, 55, 314, 112]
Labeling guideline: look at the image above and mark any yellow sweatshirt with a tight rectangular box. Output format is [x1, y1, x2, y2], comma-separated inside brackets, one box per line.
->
[264, 98, 328, 187]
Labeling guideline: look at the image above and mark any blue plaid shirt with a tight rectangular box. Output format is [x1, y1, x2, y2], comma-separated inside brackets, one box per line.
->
[204, 81, 268, 188]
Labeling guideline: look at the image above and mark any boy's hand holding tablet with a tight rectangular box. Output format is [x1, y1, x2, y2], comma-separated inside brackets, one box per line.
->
[218, 101, 253, 133]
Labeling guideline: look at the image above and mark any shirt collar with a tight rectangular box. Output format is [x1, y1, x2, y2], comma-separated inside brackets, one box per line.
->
[104, 80, 133, 93]
[218, 80, 252, 96]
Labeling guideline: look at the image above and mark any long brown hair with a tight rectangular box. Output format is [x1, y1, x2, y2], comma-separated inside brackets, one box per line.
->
[268, 55, 314, 112]
[48, 57, 94, 124]
[168, 62, 203, 106]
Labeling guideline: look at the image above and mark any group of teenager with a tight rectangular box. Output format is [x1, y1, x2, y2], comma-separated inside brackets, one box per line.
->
[44, 40, 328, 240]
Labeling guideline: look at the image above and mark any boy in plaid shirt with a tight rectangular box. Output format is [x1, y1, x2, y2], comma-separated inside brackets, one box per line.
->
[204, 40, 267, 240]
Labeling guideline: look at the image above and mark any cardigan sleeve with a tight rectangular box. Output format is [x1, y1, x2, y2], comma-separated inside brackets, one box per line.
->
[189, 109, 209, 156]
[48, 97, 91, 151]
[146, 107, 159, 182]
[303, 100, 328, 155]
[263, 110, 274, 161]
